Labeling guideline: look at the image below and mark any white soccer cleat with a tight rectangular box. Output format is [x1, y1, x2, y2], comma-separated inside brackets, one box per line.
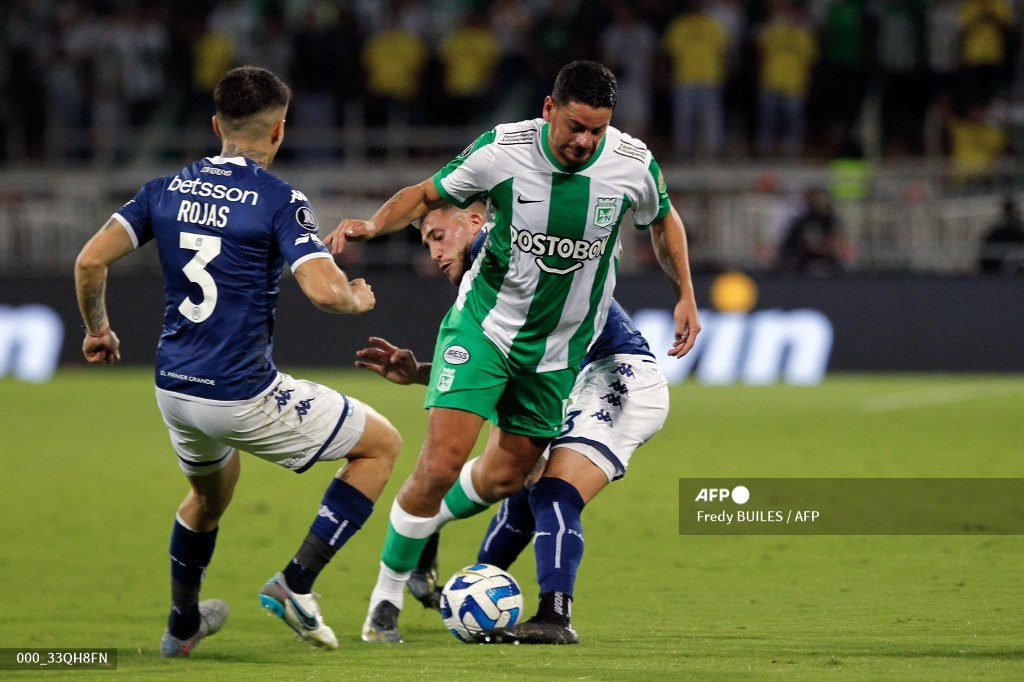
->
[259, 572, 338, 649]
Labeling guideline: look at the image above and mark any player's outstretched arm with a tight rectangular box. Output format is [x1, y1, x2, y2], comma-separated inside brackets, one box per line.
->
[355, 336, 431, 386]
[650, 206, 701, 358]
[323, 178, 446, 255]
[75, 218, 133, 364]
[293, 257, 375, 314]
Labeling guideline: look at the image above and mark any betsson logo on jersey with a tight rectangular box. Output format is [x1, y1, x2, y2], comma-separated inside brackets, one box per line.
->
[167, 175, 259, 206]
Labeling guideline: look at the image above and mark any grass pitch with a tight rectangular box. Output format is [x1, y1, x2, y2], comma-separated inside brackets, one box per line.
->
[2, 370, 1023, 680]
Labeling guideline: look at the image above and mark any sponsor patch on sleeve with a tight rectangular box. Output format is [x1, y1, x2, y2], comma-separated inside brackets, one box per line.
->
[498, 129, 536, 145]
[295, 206, 319, 232]
[613, 141, 648, 163]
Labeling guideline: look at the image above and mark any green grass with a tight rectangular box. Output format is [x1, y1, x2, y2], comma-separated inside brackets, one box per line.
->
[3, 370, 1024, 680]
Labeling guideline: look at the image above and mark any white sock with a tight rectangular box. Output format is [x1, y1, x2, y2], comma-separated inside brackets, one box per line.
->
[369, 561, 411, 612]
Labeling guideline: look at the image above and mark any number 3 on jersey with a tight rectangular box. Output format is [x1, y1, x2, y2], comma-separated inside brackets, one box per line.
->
[178, 232, 222, 323]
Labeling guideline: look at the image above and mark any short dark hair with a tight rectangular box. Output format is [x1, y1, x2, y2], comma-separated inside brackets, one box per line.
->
[213, 66, 291, 123]
[551, 61, 617, 110]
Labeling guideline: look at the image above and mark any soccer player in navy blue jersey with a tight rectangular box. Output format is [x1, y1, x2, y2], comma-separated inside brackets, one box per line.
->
[354, 201, 670, 644]
[75, 67, 401, 656]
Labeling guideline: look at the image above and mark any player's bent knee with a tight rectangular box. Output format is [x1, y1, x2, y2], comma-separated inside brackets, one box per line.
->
[478, 468, 527, 501]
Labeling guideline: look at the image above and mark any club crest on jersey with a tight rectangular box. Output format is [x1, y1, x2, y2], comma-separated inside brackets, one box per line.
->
[437, 367, 456, 392]
[295, 206, 318, 231]
[443, 345, 471, 365]
[594, 197, 619, 229]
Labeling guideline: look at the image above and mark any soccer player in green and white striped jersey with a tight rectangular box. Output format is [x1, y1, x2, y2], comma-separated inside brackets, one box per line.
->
[325, 61, 700, 643]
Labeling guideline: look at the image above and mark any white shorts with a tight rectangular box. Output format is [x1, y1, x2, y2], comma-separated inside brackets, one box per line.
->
[551, 354, 669, 482]
[155, 372, 368, 476]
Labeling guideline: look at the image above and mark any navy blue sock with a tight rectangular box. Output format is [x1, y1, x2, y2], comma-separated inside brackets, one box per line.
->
[168, 519, 218, 639]
[529, 477, 585, 597]
[283, 478, 374, 593]
[477, 487, 535, 570]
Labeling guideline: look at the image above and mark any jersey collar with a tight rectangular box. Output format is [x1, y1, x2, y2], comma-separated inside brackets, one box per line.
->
[539, 122, 606, 173]
[206, 156, 250, 166]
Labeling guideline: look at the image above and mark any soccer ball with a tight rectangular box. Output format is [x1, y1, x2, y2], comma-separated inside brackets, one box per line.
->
[440, 563, 524, 642]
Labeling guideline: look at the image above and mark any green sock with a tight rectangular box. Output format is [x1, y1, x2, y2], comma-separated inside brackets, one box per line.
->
[381, 521, 433, 572]
[443, 479, 491, 519]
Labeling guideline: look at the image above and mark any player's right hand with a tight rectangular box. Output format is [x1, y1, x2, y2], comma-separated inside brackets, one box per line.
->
[82, 329, 121, 365]
[355, 336, 420, 385]
[324, 219, 378, 256]
[348, 277, 375, 314]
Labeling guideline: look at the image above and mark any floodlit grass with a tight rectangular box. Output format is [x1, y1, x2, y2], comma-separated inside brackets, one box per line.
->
[2, 369, 1024, 679]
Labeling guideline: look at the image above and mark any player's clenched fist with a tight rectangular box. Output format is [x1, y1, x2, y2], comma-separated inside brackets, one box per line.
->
[82, 329, 121, 365]
[348, 278, 375, 314]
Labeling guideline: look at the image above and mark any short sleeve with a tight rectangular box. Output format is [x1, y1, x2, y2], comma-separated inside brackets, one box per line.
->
[433, 128, 497, 208]
[111, 181, 156, 248]
[271, 189, 332, 272]
[632, 155, 671, 229]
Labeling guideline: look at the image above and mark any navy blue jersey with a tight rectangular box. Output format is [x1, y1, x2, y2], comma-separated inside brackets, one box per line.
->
[582, 299, 654, 365]
[470, 230, 653, 366]
[114, 156, 332, 400]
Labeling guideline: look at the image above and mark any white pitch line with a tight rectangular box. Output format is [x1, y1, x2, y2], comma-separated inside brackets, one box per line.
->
[861, 383, 1024, 413]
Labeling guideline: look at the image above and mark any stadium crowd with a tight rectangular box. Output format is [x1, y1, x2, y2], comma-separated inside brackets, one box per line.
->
[4, 0, 1024, 166]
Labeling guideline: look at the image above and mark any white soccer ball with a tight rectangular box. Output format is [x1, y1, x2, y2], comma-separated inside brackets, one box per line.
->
[439, 563, 524, 642]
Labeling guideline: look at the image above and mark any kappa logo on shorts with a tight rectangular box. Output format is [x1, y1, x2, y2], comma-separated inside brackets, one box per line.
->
[437, 367, 456, 392]
[443, 345, 471, 365]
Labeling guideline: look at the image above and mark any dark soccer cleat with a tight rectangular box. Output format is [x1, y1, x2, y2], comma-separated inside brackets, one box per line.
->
[483, 618, 580, 645]
[160, 599, 230, 658]
[408, 532, 442, 611]
[407, 567, 442, 611]
[361, 600, 404, 643]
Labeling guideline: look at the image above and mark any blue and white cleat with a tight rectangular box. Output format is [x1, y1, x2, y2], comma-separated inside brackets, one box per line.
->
[260, 572, 338, 649]
[160, 599, 230, 658]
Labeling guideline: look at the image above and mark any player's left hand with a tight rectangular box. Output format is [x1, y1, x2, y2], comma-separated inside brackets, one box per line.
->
[355, 336, 420, 385]
[83, 328, 121, 364]
[668, 298, 700, 358]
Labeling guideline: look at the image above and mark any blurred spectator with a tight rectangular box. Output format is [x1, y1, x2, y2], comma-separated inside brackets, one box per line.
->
[489, 0, 535, 122]
[947, 100, 1008, 187]
[662, 1, 729, 158]
[812, 0, 871, 157]
[361, 7, 430, 135]
[871, 0, 928, 156]
[923, 0, 961, 156]
[777, 186, 853, 275]
[527, 0, 586, 95]
[116, 7, 171, 129]
[208, 0, 258, 65]
[438, 9, 500, 127]
[288, 3, 359, 159]
[46, 1, 99, 160]
[958, 0, 1016, 105]
[708, 0, 749, 154]
[6, 0, 50, 160]
[979, 197, 1024, 274]
[755, 0, 818, 157]
[600, 2, 657, 141]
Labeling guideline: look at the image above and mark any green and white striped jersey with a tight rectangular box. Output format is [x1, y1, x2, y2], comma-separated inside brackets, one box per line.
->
[433, 118, 671, 372]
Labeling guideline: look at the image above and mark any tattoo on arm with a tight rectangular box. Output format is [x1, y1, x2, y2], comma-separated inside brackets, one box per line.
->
[84, 282, 107, 330]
